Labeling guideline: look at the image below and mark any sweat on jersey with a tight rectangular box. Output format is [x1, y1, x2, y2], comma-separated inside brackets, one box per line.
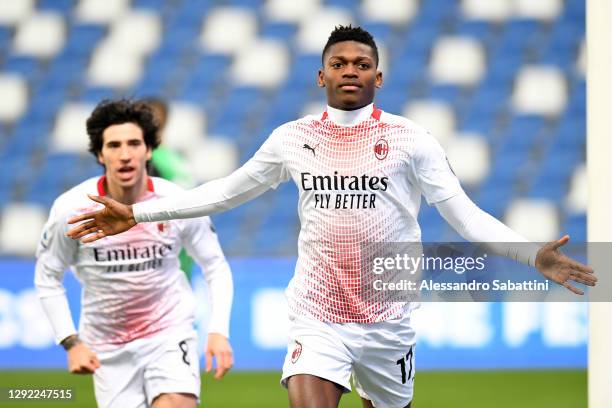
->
[133, 103, 465, 323]
[35, 176, 233, 351]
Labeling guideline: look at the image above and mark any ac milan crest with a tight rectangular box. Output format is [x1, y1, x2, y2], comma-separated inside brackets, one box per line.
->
[374, 138, 389, 160]
[291, 341, 302, 364]
[157, 222, 170, 236]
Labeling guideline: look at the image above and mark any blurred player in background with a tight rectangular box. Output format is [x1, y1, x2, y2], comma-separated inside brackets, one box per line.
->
[35, 100, 234, 408]
[144, 97, 196, 283]
[66, 27, 595, 408]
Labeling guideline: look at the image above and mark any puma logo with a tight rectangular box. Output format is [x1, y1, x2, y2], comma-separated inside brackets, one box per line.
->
[303, 143, 319, 156]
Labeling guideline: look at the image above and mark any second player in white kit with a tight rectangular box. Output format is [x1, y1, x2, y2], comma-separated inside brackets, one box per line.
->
[35, 100, 234, 408]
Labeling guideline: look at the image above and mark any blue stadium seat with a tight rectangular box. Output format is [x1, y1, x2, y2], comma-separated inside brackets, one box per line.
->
[27, 95, 63, 127]
[496, 20, 542, 54]
[176, 0, 212, 16]
[3, 55, 41, 81]
[455, 21, 496, 50]
[0, 157, 37, 204]
[209, 86, 266, 145]
[562, 214, 586, 242]
[78, 86, 117, 102]
[325, 0, 356, 9]
[556, 113, 585, 150]
[260, 22, 297, 42]
[496, 115, 545, 154]
[228, 0, 264, 8]
[386, 48, 428, 87]
[474, 183, 515, 219]
[428, 84, 463, 107]
[565, 0, 586, 19]
[360, 22, 395, 44]
[133, 0, 169, 10]
[64, 24, 106, 58]
[418, 203, 447, 242]
[419, 0, 457, 24]
[376, 88, 409, 115]
[24, 153, 82, 207]
[459, 109, 497, 137]
[38, 0, 74, 14]
[287, 54, 323, 87]
[0, 27, 12, 56]
[566, 81, 585, 116]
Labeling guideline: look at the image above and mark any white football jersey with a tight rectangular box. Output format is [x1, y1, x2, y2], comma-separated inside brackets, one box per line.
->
[135, 104, 462, 323]
[36, 176, 232, 351]
[246, 104, 462, 322]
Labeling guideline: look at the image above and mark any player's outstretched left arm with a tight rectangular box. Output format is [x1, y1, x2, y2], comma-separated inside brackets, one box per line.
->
[205, 333, 234, 380]
[534, 235, 596, 295]
[436, 193, 596, 295]
[67, 195, 136, 243]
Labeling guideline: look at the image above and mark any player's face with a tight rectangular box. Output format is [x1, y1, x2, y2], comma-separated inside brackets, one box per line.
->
[97, 122, 152, 190]
[318, 41, 382, 110]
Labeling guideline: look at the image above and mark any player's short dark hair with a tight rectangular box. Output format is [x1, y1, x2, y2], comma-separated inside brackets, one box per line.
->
[322, 25, 379, 67]
[86, 99, 160, 158]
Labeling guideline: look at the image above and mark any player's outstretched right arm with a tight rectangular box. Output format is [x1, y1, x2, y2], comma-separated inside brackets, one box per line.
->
[67, 128, 288, 243]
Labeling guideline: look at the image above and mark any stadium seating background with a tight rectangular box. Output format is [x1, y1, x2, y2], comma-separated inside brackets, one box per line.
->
[0, 0, 586, 257]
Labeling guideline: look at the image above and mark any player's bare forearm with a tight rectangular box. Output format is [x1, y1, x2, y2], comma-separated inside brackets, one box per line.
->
[66, 195, 137, 243]
[534, 235, 596, 295]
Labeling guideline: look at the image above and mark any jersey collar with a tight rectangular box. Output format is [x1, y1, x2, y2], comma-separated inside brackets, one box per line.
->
[321, 103, 381, 125]
[96, 176, 155, 196]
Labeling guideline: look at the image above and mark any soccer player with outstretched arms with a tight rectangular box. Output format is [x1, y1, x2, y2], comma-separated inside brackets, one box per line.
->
[36, 100, 233, 408]
[66, 27, 595, 408]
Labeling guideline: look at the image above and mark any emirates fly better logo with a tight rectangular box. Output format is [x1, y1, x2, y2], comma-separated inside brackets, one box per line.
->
[374, 138, 389, 160]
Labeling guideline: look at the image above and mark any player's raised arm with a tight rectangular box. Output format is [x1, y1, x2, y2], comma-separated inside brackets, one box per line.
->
[67, 128, 288, 243]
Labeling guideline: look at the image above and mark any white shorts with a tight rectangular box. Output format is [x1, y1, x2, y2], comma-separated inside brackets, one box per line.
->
[281, 314, 416, 408]
[93, 330, 200, 408]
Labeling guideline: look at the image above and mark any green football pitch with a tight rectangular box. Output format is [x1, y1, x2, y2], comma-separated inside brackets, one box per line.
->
[0, 370, 585, 407]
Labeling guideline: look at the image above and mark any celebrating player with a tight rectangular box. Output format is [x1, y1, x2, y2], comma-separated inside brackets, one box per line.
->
[66, 27, 595, 408]
[35, 100, 234, 408]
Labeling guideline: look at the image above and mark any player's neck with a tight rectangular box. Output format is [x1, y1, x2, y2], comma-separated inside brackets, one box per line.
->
[104, 175, 149, 205]
[326, 102, 374, 126]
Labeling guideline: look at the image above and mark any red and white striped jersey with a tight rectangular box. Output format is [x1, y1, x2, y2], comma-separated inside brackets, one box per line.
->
[35, 176, 232, 351]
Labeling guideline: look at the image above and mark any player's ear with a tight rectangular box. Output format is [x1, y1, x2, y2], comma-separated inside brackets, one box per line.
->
[317, 69, 325, 88]
[97, 152, 104, 165]
[145, 147, 152, 161]
[375, 70, 383, 89]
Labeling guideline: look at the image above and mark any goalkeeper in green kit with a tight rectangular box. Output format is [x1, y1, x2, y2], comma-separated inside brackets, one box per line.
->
[145, 97, 196, 281]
